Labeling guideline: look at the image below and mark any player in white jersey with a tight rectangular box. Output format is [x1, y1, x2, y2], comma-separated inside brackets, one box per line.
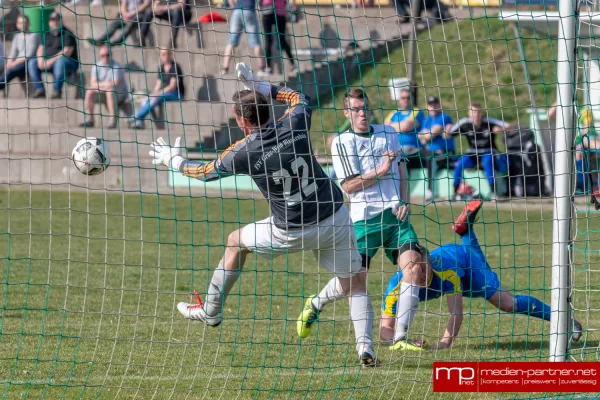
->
[297, 88, 427, 351]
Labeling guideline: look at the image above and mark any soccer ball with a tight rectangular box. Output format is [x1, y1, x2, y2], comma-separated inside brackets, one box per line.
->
[72, 137, 111, 176]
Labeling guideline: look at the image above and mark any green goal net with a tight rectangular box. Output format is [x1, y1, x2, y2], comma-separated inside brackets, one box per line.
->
[0, 0, 597, 398]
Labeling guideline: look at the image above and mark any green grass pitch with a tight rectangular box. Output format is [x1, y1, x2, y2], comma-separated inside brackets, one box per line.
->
[0, 189, 598, 398]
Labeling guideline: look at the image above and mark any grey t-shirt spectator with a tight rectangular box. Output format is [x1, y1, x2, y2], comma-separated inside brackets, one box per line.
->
[91, 60, 128, 97]
[127, 0, 151, 12]
[9, 32, 41, 60]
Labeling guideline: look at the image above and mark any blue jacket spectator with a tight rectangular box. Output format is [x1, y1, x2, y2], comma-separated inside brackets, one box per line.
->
[419, 96, 455, 154]
[385, 88, 436, 201]
[416, 96, 455, 199]
[384, 88, 426, 155]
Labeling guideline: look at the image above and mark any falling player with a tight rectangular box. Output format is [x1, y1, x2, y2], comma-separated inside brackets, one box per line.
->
[149, 63, 378, 366]
[379, 200, 584, 350]
[297, 88, 426, 351]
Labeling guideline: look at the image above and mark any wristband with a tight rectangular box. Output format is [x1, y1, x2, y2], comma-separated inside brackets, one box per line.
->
[170, 155, 185, 171]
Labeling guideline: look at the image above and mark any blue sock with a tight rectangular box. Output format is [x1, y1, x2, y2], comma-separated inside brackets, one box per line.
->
[460, 230, 478, 247]
[514, 295, 551, 321]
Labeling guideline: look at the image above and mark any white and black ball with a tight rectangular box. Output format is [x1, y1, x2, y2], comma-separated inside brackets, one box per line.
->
[72, 137, 111, 176]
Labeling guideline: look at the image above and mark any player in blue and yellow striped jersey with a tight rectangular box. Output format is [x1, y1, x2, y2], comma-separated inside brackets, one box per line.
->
[380, 200, 584, 350]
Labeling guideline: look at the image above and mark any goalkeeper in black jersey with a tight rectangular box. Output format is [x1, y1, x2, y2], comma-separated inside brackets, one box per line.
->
[149, 63, 378, 366]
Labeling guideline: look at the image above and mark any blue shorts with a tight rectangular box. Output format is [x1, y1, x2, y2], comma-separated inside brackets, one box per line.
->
[229, 8, 262, 48]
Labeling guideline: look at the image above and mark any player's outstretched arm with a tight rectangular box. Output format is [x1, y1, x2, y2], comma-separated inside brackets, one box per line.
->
[431, 294, 464, 350]
[236, 62, 311, 121]
[150, 136, 240, 182]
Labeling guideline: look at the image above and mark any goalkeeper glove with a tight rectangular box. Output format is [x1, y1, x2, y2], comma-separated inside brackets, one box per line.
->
[236, 62, 271, 96]
[149, 137, 186, 171]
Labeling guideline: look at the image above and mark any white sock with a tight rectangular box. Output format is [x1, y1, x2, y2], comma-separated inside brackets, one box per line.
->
[204, 261, 241, 316]
[394, 282, 420, 342]
[349, 292, 374, 355]
[312, 277, 345, 310]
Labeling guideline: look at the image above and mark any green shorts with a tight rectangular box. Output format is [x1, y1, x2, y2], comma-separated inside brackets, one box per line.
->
[354, 208, 420, 265]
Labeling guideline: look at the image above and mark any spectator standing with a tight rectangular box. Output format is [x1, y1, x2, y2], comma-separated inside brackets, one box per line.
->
[221, 0, 267, 76]
[152, 0, 192, 48]
[394, 0, 451, 24]
[28, 12, 79, 99]
[394, 0, 409, 22]
[0, 15, 40, 92]
[418, 96, 454, 200]
[449, 103, 511, 200]
[81, 45, 129, 129]
[129, 48, 184, 128]
[92, 0, 153, 47]
[260, 0, 297, 74]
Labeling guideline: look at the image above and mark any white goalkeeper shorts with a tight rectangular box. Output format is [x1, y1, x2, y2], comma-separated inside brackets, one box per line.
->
[241, 204, 362, 278]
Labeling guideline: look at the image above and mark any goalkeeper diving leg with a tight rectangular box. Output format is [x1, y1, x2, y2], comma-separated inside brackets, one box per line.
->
[177, 229, 246, 325]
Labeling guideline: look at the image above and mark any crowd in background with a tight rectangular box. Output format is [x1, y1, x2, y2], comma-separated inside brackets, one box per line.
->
[0, 1, 567, 200]
[327, 88, 516, 201]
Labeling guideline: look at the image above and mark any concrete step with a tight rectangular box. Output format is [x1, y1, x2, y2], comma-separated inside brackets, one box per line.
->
[0, 127, 212, 160]
[0, 98, 231, 131]
[0, 155, 166, 193]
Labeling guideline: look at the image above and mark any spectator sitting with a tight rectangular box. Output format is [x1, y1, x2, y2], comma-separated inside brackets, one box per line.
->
[0, 15, 40, 92]
[92, 0, 153, 47]
[548, 102, 598, 192]
[221, 0, 266, 76]
[129, 48, 184, 129]
[80, 45, 129, 129]
[385, 88, 426, 154]
[28, 12, 79, 99]
[385, 88, 434, 198]
[449, 103, 511, 200]
[418, 96, 454, 199]
[419, 96, 455, 200]
[152, 0, 192, 49]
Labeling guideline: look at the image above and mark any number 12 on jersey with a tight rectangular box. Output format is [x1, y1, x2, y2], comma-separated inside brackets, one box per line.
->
[273, 156, 317, 206]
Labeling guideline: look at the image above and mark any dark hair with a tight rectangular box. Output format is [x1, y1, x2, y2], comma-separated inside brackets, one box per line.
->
[343, 88, 368, 108]
[232, 90, 270, 127]
[19, 15, 30, 23]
